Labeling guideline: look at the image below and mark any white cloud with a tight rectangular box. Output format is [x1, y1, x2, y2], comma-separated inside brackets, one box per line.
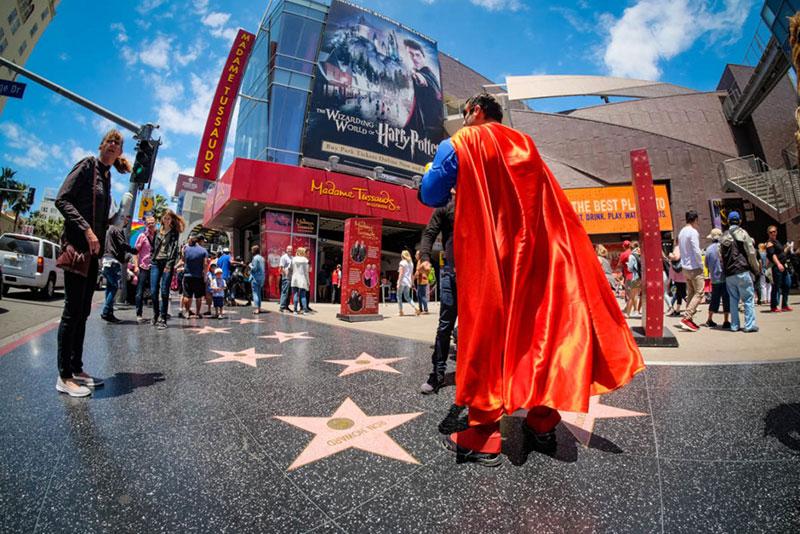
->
[194, 0, 210, 14]
[69, 146, 93, 163]
[112, 181, 128, 194]
[139, 35, 172, 70]
[136, 0, 167, 15]
[202, 12, 231, 28]
[58, 52, 69, 61]
[150, 156, 193, 196]
[151, 75, 184, 102]
[156, 73, 215, 136]
[602, 0, 754, 80]
[110, 22, 128, 43]
[469, 0, 523, 11]
[175, 40, 205, 67]
[0, 122, 64, 170]
[92, 116, 116, 136]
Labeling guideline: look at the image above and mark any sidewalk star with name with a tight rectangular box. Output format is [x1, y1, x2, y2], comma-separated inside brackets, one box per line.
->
[189, 326, 232, 335]
[558, 395, 648, 447]
[260, 331, 314, 343]
[324, 352, 406, 376]
[205, 348, 281, 368]
[236, 318, 264, 325]
[275, 397, 422, 470]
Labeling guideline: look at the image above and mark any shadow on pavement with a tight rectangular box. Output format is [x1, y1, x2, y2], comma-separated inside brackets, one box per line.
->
[764, 403, 800, 452]
[91, 372, 166, 399]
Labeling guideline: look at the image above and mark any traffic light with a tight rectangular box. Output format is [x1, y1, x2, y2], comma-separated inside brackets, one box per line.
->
[130, 139, 159, 185]
[26, 187, 35, 205]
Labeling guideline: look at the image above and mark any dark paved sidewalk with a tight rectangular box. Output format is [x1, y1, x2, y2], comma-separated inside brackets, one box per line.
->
[1, 304, 799, 533]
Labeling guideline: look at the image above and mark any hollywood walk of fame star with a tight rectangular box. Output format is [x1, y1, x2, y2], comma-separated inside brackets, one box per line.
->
[189, 326, 232, 335]
[558, 395, 648, 447]
[205, 348, 281, 368]
[275, 397, 422, 470]
[260, 331, 314, 343]
[324, 352, 406, 377]
[236, 318, 263, 325]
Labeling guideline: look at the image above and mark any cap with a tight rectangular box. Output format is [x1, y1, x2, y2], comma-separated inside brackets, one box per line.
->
[622, 240, 631, 248]
[728, 210, 741, 223]
[707, 228, 723, 240]
[215, 268, 223, 274]
[223, 247, 230, 253]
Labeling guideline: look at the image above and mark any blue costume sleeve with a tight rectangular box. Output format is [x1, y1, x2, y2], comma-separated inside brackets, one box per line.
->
[419, 138, 458, 207]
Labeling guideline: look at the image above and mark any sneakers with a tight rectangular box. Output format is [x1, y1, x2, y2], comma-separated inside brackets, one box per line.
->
[137, 315, 149, 324]
[680, 318, 699, 332]
[703, 319, 718, 328]
[420, 374, 444, 395]
[440, 435, 503, 467]
[56, 377, 91, 397]
[771, 308, 781, 313]
[722, 321, 731, 330]
[156, 319, 167, 330]
[72, 372, 104, 388]
[742, 327, 760, 333]
[101, 313, 122, 324]
[781, 306, 793, 312]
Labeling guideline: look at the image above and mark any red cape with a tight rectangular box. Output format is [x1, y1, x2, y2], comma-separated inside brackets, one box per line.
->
[451, 122, 644, 415]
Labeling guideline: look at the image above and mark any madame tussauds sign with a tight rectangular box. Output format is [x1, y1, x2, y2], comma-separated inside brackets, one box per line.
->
[310, 178, 401, 212]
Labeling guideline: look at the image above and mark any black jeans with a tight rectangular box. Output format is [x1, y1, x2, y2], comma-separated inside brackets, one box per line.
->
[135, 268, 150, 316]
[771, 265, 791, 309]
[57, 259, 99, 379]
[431, 269, 457, 381]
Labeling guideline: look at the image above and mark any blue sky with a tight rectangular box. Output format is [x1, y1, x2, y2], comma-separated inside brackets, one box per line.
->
[0, 0, 763, 213]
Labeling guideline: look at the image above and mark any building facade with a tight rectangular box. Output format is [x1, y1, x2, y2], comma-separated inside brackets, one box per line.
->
[0, 0, 60, 115]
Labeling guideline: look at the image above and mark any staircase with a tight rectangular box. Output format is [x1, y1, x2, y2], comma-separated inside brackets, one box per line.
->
[719, 156, 800, 223]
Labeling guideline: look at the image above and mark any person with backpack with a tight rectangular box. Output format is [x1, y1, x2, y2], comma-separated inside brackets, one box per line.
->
[720, 211, 759, 333]
[625, 242, 642, 318]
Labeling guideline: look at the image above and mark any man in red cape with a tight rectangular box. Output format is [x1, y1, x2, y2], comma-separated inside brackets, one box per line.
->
[419, 93, 644, 466]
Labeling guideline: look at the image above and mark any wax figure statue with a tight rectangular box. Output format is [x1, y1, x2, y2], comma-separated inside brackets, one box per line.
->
[420, 93, 645, 466]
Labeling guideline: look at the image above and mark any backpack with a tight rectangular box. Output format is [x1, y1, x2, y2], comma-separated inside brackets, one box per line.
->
[629, 252, 641, 279]
[721, 227, 760, 275]
[428, 268, 436, 285]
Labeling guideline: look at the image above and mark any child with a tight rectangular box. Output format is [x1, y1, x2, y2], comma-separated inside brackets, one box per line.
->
[204, 262, 216, 316]
[210, 268, 226, 319]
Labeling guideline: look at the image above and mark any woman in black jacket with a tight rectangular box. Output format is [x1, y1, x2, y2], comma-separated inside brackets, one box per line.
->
[150, 209, 184, 329]
[54, 130, 131, 397]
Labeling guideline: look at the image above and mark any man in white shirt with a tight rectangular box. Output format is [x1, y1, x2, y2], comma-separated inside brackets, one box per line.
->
[678, 210, 704, 332]
[279, 245, 293, 312]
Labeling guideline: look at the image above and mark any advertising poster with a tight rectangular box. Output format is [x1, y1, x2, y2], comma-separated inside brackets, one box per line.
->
[303, 0, 444, 179]
[339, 217, 382, 320]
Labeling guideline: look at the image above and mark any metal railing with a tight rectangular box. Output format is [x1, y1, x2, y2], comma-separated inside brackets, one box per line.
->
[718, 155, 800, 221]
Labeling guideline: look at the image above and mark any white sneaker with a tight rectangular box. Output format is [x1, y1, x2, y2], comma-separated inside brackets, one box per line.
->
[72, 372, 104, 388]
[56, 377, 91, 397]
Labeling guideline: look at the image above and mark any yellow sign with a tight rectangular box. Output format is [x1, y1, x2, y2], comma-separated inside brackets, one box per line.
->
[310, 178, 401, 212]
[563, 185, 673, 235]
[138, 189, 154, 219]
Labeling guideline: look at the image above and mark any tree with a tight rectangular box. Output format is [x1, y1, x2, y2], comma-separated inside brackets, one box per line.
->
[10, 182, 31, 231]
[27, 211, 64, 242]
[0, 167, 18, 212]
[152, 194, 169, 220]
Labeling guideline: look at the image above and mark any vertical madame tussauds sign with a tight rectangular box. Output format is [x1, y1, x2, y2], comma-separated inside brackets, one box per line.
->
[338, 217, 383, 322]
[194, 29, 255, 181]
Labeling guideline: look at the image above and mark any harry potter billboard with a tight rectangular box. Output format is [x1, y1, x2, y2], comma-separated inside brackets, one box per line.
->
[303, 0, 444, 179]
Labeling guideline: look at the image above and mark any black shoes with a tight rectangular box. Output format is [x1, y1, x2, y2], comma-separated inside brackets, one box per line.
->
[101, 313, 122, 324]
[441, 435, 503, 467]
[522, 424, 558, 455]
[420, 373, 444, 395]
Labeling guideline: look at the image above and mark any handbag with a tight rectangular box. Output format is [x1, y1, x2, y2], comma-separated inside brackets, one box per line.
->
[56, 158, 98, 278]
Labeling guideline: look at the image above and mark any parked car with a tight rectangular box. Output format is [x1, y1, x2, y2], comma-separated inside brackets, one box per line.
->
[0, 233, 64, 299]
[0, 264, 4, 300]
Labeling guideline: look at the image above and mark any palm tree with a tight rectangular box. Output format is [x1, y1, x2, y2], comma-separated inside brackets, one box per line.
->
[152, 194, 170, 220]
[0, 167, 18, 212]
[10, 183, 31, 231]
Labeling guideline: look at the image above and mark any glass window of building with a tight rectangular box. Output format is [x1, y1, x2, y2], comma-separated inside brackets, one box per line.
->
[18, 40, 27, 56]
[41, 8, 49, 21]
[29, 22, 38, 38]
[0, 38, 7, 55]
[8, 8, 18, 25]
[9, 9, 20, 34]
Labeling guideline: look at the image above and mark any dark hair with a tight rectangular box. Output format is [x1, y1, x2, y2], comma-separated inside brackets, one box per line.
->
[403, 39, 424, 55]
[250, 245, 260, 255]
[685, 210, 698, 224]
[465, 93, 503, 122]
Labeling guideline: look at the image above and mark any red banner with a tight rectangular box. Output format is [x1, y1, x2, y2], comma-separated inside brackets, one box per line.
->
[194, 29, 255, 181]
[340, 218, 382, 317]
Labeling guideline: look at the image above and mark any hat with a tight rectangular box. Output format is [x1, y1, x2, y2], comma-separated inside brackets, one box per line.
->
[728, 210, 741, 223]
[215, 268, 223, 274]
[707, 228, 723, 240]
[223, 247, 230, 253]
[622, 240, 631, 248]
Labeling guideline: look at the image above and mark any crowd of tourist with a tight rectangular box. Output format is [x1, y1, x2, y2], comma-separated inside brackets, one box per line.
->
[602, 210, 796, 333]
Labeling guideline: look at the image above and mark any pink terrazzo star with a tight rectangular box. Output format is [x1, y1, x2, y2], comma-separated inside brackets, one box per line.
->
[275, 397, 422, 470]
[205, 347, 280, 368]
[558, 395, 648, 447]
[236, 318, 264, 325]
[324, 352, 406, 376]
[188, 326, 232, 335]
[259, 331, 314, 343]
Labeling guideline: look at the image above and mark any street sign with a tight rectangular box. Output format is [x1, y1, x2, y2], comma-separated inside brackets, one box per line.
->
[0, 80, 26, 99]
[138, 189, 154, 219]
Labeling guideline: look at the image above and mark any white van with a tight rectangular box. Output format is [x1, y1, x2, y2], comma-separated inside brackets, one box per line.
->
[0, 233, 64, 299]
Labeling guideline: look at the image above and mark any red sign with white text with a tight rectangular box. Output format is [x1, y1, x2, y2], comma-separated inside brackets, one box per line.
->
[340, 218, 382, 317]
[194, 29, 255, 181]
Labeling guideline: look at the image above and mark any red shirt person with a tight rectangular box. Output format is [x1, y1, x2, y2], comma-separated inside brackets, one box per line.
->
[419, 93, 644, 466]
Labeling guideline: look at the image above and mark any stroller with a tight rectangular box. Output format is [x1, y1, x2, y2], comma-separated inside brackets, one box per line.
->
[227, 261, 251, 306]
